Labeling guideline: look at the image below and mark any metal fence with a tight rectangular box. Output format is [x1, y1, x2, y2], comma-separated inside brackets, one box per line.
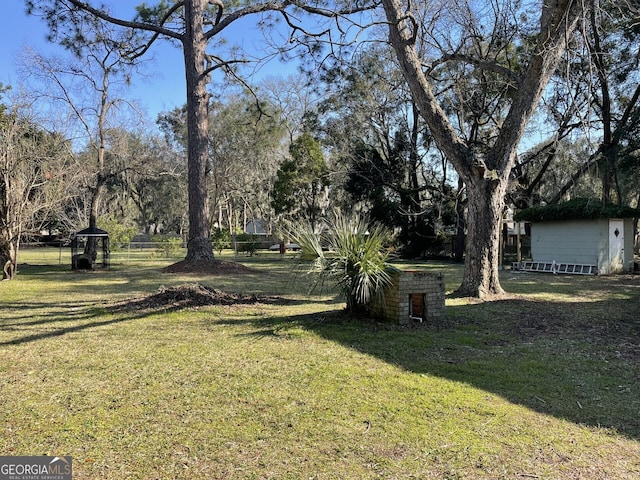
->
[18, 240, 285, 267]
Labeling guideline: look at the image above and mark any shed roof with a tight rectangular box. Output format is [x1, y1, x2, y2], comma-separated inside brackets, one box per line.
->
[515, 198, 640, 223]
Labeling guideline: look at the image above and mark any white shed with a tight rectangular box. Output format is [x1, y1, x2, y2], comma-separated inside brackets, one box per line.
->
[515, 199, 638, 275]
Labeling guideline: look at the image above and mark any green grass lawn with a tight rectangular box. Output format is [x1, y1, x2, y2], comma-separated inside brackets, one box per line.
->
[1, 249, 639, 479]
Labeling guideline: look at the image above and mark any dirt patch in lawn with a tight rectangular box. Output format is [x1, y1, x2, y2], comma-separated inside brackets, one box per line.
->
[502, 298, 640, 361]
[162, 258, 257, 275]
[109, 283, 290, 314]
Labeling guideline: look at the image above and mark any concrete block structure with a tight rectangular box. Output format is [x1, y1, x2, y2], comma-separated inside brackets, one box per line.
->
[374, 270, 446, 324]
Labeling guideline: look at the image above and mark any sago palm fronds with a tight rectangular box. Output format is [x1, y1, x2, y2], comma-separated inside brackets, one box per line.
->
[291, 212, 397, 313]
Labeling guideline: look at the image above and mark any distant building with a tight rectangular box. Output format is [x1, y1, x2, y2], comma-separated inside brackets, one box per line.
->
[515, 199, 638, 274]
[245, 219, 269, 235]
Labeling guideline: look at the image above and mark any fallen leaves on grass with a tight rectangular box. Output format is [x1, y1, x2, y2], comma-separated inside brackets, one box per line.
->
[161, 259, 257, 275]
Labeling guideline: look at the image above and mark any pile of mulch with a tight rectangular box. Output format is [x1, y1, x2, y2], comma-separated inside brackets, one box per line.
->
[109, 283, 288, 314]
[161, 259, 257, 275]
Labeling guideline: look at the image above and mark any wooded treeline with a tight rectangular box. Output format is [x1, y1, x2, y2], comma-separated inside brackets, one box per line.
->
[2, 0, 638, 295]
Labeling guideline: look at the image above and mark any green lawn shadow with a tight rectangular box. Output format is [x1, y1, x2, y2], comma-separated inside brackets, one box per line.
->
[248, 292, 640, 441]
[5, 260, 639, 442]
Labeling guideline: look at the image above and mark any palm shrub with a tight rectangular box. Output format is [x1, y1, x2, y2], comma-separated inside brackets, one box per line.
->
[292, 212, 397, 313]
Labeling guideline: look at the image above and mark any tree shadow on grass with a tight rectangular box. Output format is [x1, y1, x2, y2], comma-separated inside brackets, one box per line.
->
[10, 262, 317, 299]
[0, 284, 318, 347]
[5, 264, 638, 441]
[247, 294, 640, 441]
[0, 304, 152, 346]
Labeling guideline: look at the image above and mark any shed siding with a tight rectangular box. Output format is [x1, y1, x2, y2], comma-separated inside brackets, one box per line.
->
[531, 220, 605, 265]
[624, 218, 634, 269]
[530, 218, 634, 273]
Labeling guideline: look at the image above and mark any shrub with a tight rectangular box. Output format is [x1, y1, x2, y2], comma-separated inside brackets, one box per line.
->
[235, 233, 260, 256]
[152, 235, 183, 258]
[98, 216, 137, 251]
[211, 228, 231, 254]
[292, 212, 397, 313]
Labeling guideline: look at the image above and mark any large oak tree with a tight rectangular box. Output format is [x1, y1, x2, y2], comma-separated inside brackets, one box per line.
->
[381, 0, 586, 297]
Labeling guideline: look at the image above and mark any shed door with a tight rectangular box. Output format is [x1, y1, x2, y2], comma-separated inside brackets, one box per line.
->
[609, 219, 624, 274]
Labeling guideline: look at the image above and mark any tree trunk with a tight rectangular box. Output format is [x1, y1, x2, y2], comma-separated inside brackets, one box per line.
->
[183, 0, 215, 262]
[453, 178, 465, 263]
[1, 227, 17, 281]
[1, 157, 19, 280]
[457, 176, 507, 297]
[382, 0, 584, 298]
[83, 177, 105, 260]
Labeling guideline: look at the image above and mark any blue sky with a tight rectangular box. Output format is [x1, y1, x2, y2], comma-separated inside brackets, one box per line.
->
[1, 1, 190, 119]
[0, 1, 295, 122]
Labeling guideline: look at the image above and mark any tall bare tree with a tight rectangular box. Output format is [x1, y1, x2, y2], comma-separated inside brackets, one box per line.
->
[381, 0, 586, 297]
[508, 0, 640, 209]
[21, 24, 142, 261]
[0, 95, 72, 279]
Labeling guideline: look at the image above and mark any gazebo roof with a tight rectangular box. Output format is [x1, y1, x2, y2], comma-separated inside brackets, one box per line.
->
[74, 226, 109, 237]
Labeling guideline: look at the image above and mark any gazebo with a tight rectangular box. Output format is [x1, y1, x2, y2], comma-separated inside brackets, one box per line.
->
[71, 227, 110, 270]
